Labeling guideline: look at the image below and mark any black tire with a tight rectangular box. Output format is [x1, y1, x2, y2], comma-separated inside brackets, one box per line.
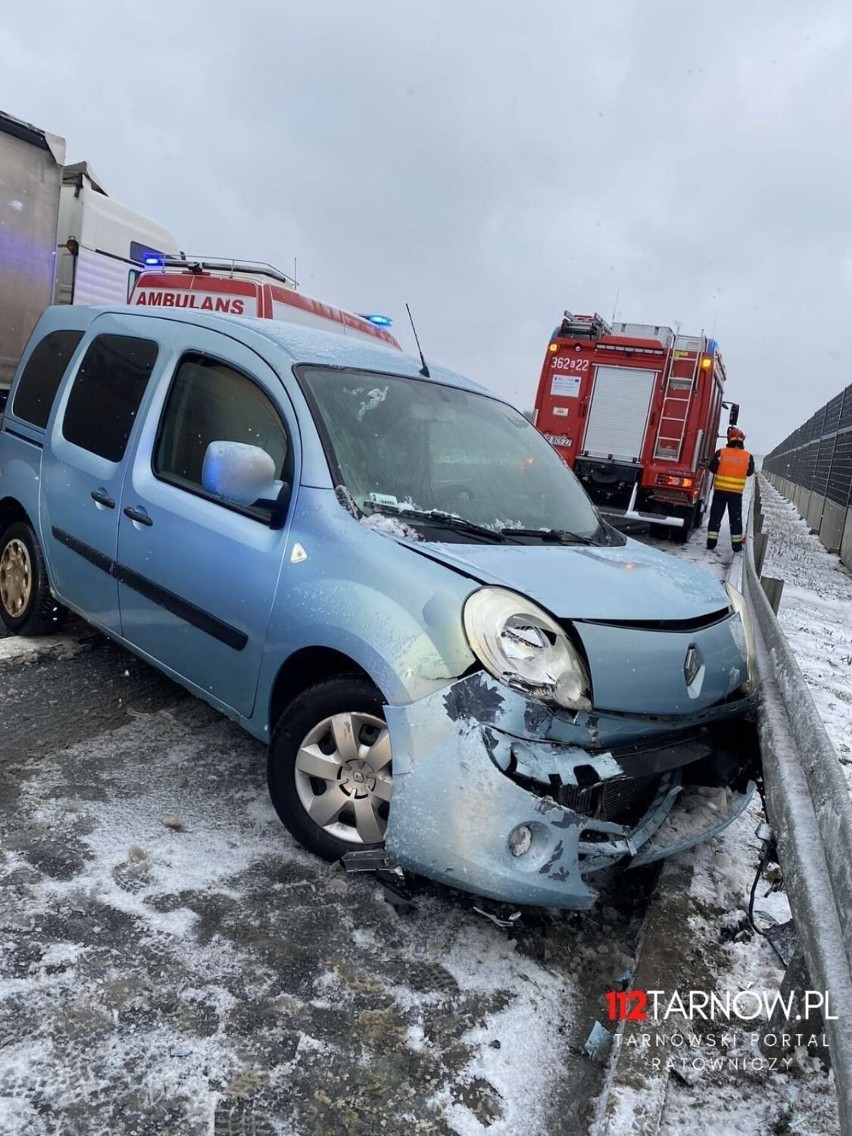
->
[672, 504, 700, 544]
[0, 521, 66, 636]
[268, 675, 392, 862]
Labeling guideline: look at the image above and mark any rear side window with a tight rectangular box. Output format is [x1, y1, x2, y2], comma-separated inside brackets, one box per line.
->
[62, 334, 159, 462]
[12, 331, 85, 428]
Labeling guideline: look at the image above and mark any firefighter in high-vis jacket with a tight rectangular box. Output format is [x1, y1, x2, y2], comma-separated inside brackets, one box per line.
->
[706, 426, 755, 552]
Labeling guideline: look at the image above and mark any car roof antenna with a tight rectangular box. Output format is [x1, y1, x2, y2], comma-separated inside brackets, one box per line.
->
[405, 303, 431, 378]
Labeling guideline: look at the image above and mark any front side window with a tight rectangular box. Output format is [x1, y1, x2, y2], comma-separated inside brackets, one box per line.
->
[63, 334, 159, 461]
[299, 367, 610, 543]
[12, 330, 85, 429]
[154, 353, 290, 522]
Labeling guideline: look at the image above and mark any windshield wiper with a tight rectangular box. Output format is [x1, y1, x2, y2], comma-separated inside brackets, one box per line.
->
[500, 526, 599, 545]
[364, 501, 518, 543]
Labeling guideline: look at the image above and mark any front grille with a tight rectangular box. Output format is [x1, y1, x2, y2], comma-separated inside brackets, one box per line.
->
[577, 609, 730, 633]
[554, 772, 661, 825]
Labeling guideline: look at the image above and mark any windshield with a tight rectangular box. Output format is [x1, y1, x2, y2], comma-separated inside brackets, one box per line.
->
[298, 367, 606, 541]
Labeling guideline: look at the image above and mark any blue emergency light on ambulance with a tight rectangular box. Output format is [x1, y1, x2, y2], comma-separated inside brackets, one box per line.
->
[357, 313, 394, 328]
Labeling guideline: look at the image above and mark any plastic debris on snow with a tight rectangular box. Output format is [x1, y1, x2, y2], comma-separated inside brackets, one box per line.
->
[584, 1021, 614, 1062]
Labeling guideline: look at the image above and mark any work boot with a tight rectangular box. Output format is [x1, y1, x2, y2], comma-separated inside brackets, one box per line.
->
[706, 542, 717, 551]
[732, 545, 742, 553]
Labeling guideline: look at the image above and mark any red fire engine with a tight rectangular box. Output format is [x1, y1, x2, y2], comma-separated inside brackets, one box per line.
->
[533, 313, 737, 539]
[128, 257, 402, 350]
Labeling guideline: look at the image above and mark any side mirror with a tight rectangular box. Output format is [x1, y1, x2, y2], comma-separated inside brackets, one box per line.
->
[202, 441, 283, 506]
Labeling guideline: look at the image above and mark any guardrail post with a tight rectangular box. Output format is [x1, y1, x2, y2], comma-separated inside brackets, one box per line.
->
[759, 946, 830, 1066]
[761, 576, 785, 614]
[753, 531, 769, 576]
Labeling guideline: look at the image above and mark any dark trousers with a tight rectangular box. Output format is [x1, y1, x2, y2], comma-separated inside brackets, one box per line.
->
[707, 490, 744, 548]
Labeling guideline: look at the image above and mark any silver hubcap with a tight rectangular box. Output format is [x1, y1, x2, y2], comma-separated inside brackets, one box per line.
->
[0, 538, 32, 618]
[295, 711, 393, 845]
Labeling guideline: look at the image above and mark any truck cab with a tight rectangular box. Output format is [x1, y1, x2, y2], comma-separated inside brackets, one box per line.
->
[55, 162, 179, 307]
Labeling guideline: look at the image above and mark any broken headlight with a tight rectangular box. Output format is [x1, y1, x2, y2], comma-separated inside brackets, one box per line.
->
[724, 582, 757, 693]
[462, 587, 591, 711]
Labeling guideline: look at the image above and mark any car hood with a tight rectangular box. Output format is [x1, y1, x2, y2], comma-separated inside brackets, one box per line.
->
[416, 538, 729, 623]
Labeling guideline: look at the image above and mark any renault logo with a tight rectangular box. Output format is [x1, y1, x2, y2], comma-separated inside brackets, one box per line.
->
[684, 644, 702, 687]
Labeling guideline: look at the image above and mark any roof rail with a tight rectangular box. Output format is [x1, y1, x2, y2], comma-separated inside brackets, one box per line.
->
[161, 256, 298, 289]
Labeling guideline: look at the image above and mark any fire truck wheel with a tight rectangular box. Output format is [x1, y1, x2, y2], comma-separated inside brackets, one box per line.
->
[674, 504, 699, 544]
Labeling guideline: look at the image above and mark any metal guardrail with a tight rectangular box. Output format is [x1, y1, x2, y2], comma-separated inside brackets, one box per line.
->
[744, 476, 852, 1133]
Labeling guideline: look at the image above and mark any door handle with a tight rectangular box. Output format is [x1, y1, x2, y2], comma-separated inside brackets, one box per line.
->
[123, 506, 153, 527]
[91, 489, 115, 508]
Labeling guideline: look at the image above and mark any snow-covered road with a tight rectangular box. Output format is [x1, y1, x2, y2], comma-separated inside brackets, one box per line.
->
[0, 627, 649, 1136]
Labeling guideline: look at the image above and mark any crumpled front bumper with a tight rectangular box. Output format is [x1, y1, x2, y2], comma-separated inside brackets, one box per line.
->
[384, 673, 758, 908]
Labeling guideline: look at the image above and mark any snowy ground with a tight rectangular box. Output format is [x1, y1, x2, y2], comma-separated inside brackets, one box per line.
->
[0, 627, 650, 1136]
[1, 478, 849, 1134]
[758, 479, 852, 772]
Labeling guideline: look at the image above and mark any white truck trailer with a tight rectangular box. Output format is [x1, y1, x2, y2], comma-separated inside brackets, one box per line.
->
[0, 109, 178, 392]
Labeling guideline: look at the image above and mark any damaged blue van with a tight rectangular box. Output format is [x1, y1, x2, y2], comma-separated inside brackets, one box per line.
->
[0, 306, 759, 907]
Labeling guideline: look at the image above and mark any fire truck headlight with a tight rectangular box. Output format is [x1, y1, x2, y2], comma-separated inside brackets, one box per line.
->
[463, 587, 592, 711]
[724, 582, 757, 692]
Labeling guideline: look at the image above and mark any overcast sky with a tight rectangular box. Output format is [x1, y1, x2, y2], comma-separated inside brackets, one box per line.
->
[2, 0, 850, 454]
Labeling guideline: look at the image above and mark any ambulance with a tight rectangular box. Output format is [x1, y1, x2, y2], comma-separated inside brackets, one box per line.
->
[129, 257, 402, 349]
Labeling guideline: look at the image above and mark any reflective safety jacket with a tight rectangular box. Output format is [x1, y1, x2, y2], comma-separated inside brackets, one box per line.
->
[709, 445, 754, 494]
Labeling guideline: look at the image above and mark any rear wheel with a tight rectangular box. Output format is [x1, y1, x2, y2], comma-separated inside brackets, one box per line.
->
[0, 521, 65, 636]
[673, 503, 700, 544]
[268, 676, 393, 861]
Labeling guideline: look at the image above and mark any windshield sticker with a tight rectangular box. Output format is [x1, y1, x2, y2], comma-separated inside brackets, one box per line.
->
[357, 386, 389, 420]
[368, 492, 399, 506]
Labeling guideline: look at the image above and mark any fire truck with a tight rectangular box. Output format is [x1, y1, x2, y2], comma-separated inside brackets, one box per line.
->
[129, 257, 402, 350]
[533, 312, 738, 540]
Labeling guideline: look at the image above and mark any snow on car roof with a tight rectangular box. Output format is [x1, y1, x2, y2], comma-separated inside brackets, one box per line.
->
[89, 305, 496, 400]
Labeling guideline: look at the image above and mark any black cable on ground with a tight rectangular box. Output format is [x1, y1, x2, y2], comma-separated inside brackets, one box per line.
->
[747, 828, 779, 937]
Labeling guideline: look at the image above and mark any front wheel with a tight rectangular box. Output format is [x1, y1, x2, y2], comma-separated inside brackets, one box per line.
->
[268, 676, 393, 861]
[0, 521, 65, 636]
